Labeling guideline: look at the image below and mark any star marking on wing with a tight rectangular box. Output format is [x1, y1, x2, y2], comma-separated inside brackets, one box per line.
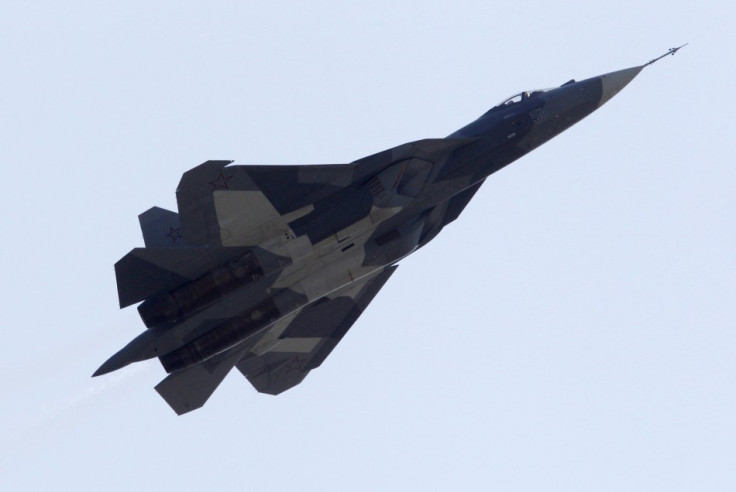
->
[166, 227, 182, 243]
[209, 172, 233, 191]
[284, 356, 307, 374]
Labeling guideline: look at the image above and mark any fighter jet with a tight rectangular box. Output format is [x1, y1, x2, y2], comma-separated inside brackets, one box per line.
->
[95, 48, 683, 414]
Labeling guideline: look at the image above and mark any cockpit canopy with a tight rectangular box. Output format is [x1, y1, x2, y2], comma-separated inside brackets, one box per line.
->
[481, 78, 578, 118]
[479, 88, 553, 118]
[496, 88, 552, 107]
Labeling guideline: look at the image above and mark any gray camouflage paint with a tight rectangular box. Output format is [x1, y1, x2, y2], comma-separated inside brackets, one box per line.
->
[95, 65, 642, 414]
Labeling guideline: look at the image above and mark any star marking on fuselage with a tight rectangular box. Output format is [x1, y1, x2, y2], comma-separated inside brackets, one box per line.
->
[210, 172, 233, 191]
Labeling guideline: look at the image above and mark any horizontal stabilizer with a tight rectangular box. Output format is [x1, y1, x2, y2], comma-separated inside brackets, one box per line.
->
[115, 246, 251, 308]
[139, 207, 183, 248]
[155, 345, 248, 415]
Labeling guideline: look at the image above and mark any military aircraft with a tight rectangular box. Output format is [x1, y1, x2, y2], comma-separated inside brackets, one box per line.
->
[95, 47, 684, 414]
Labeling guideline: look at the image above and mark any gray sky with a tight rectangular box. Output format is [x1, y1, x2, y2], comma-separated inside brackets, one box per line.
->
[1, 1, 734, 490]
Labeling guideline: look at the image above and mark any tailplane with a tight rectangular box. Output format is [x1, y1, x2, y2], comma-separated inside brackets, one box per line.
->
[155, 345, 248, 415]
[114, 246, 251, 308]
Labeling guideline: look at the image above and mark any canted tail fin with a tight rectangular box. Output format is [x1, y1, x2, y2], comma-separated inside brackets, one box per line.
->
[138, 207, 184, 248]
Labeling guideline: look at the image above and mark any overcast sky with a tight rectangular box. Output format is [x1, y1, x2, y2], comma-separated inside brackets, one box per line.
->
[1, 1, 734, 490]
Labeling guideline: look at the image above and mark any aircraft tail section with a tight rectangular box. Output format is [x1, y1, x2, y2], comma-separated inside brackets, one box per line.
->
[155, 344, 248, 415]
[138, 207, 184, 248]
[114, 246, 251, 308]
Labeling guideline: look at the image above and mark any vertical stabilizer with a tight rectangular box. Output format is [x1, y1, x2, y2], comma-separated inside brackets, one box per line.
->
[139, 207, 184, 248]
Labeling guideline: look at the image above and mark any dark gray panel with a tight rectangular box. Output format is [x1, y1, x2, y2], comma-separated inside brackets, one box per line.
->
[288, 187, 374, 244]
[155, 344, 248, 415]
[442, 179, 485, 227]
[236, 351, 311, 396]
[115, 246, 251, 308]
[115, 253, 190, 308]
[138, 207, 183, 248]
[176, 160, 233, 246]
[280, 298, 355, 338]
[245, 164, 353, 213]
[236, 266, 398, 394]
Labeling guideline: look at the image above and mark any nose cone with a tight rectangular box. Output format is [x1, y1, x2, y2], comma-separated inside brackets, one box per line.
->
[598, 66, 643, 107]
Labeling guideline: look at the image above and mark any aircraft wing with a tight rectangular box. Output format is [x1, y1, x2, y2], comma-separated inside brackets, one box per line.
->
[175, 160, 358, 246]
[152, 265, 397, 414]
[440, 178, 485, 227]
[236, 265, 398, 395]
[418, 178, 486, 248]
[174, 140, 476, 247]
